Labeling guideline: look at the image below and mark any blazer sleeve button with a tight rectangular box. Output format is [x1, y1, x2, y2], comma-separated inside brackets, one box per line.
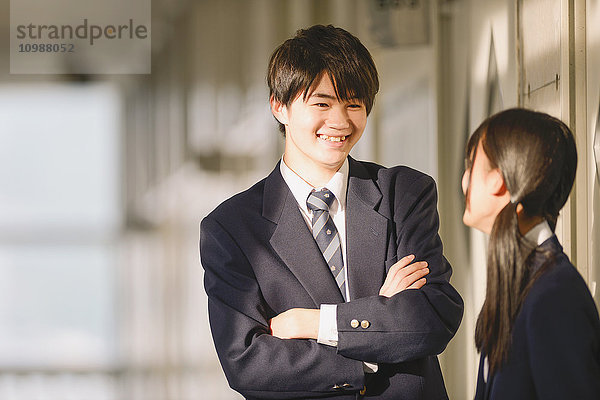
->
[350, 319, 359, 328]
[361, 320, 370, 329]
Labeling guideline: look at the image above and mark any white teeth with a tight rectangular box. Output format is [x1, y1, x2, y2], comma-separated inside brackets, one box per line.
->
[319, 134, 347, 142]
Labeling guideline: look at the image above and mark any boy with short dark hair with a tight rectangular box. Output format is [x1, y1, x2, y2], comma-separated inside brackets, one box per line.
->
[267, 24, 378, 133]
[200, 24, 463, 399]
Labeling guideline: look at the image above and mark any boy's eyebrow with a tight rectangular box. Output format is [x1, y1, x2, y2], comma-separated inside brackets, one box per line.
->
[309, 92, 337, 100]
[309, 92, 361, 102]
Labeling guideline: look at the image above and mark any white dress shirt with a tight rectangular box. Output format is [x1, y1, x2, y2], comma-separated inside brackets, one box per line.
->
[280, 157, 378, 373]
[523, 220, 553, 247]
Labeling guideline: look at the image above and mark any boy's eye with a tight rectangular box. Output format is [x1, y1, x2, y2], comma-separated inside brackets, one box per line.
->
[314, 103, 329, 107]
[348, 104, 362, 109]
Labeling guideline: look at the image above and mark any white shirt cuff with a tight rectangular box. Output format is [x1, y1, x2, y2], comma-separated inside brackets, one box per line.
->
[317, 304, 338, 346]
[317, 304, 378, 373]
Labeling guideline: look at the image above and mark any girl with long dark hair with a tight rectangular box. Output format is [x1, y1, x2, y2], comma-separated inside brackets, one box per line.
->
[462, 108, 600, 399]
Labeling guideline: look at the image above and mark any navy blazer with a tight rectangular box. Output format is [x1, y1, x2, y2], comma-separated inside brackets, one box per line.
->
[474, 236, 600, 400]
[200, 157, 463, 399]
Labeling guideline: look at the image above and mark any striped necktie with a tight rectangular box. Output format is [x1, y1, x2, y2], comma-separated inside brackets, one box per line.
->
[306, 189, 346, 301]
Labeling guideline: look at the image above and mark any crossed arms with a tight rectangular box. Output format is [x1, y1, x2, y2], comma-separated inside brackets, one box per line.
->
[200, 173, 463, 398]
[270, 254, 429, 340]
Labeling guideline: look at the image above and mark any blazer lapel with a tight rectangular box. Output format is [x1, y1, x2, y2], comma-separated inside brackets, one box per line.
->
[345, 158, 389, 299]
[264, 163, 345, 306]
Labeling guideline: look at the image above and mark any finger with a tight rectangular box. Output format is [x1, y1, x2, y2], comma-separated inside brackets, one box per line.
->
[385, 255, 416, 280]
[380, 270, 428, 297]
[401, 267, 429, 288]
[381, 256, 413, 294]
[385, 264, 428, 296]
[407, 277, 427, 290]
[402, 265, 429, 281]
[385, 258, 423, 286]
[390, 254, 415, 271]
[389, 262, 428, 288]
[399, 261, 428, 278]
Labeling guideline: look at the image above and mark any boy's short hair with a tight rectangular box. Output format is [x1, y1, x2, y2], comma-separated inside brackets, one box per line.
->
[267, 24, 379, 133]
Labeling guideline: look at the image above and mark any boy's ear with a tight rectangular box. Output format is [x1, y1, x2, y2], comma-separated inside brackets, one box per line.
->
[488, 168, 508, 197]
[270, 96, 289, 126]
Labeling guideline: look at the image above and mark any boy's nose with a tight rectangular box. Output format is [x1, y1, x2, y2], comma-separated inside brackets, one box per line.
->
[326, 107, 350, 129]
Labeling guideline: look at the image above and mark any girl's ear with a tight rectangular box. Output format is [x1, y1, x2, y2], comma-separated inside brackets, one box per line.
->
[488, 168, 508, 198]
[270, 96, 289, 126]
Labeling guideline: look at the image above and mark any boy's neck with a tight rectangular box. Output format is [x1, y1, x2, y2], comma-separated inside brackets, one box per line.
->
[282, 155, 342, 188]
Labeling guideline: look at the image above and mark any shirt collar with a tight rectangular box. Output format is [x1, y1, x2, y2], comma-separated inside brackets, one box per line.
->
[524, 220, 553, 246]
[279, 157, 348, 213]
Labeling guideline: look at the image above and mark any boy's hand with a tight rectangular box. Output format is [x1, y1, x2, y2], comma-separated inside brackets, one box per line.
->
[379, 254, 429, 298]
[270, 308, 320, 340]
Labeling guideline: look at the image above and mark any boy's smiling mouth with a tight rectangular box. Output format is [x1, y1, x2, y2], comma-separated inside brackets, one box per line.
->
[317, 134, 348, 142]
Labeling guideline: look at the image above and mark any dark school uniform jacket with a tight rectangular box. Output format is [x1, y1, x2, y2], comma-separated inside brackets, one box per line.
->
[475, 236, 600, 400]
[200, 157, 464, 399]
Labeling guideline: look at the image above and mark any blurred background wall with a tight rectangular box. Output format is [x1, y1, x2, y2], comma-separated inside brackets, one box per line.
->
[0, 0, 598, 399]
